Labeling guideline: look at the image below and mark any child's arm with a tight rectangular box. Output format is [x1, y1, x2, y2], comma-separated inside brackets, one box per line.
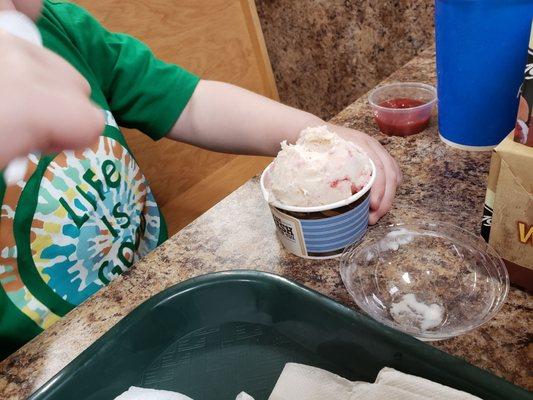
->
[169, 80, 401, 224]
[45, 2, 398, 224]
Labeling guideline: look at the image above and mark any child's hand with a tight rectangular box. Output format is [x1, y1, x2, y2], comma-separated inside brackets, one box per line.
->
[0, 29, 104, 169]
[331, 125, 402, 224]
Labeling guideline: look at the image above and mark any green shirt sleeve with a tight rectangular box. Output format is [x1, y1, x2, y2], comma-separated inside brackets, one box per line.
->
[50, 2, 200, 140]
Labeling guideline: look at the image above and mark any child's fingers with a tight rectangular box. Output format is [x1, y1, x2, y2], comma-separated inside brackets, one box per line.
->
[369, 167, 398, 224]
[6, 32, 92, 95]
[4, 32, 91, 95]
[49, 100, 104, 149]
[32, 90, 104, 150]
[331, 126, 400, 222]
[366, 147, 386, 211]
[365, 139, 400, 223]
[370, 163, 385, 211]
[45, 54, 91, 95]
[54, 102, 104, 148]
[369, 164, 394, 224]
[31, 42, 92, 95]
[0, 1, 15, 11]
[1, 94, 101, 167]
[377, 150, 401, 217]
[362, 137, 389, 211]
[336, 130, 386, 211]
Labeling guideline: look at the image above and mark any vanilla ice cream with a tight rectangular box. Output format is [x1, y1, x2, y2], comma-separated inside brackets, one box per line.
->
[268, 126, 372, 207]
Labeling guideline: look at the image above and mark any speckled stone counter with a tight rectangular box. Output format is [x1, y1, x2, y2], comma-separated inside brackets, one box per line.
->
[256, 0, 434, 119]
[1, 48, 531, 399]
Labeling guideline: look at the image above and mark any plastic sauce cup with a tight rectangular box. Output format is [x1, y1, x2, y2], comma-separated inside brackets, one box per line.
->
[369, 82, 437, 136]
[260, 160, 376, 259]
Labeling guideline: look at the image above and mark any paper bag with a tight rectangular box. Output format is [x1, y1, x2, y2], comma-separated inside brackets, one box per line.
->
[481, 135, 533, 290]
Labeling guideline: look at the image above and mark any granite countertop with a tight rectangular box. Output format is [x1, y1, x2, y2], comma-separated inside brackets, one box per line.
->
[1, 48, 531, 399]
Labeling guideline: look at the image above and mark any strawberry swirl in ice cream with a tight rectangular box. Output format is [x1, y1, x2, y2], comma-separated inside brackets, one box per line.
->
[268, 126, 372, 207]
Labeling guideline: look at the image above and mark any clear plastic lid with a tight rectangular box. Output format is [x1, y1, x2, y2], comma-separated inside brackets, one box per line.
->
[340, 221, 509, 341]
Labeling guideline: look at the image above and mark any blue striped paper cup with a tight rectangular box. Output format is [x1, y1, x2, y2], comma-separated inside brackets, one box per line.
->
[260, 160, 376, 259]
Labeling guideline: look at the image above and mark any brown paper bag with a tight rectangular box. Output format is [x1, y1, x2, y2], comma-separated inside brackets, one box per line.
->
[481, 135, 533, 290]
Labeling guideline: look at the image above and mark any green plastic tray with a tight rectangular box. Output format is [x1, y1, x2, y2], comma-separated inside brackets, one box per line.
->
[29, 271, 530, 400]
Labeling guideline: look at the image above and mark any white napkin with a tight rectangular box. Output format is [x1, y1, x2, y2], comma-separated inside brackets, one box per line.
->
[267, 363, 426, 400]
[267, 363, 481, 400]
[235, 392, 255, 400]
[114, 365, 480, 400]
[375, 367, 481, 400]
[114, 387, 193, 400]
[114, 387, 255, 400]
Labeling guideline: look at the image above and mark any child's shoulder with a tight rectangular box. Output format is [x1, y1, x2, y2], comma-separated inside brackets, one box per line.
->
[46, 0, 72, 5]
[41, 0, 93, 28]
[43, 0, 87, 14]
[44, 0, 71, 8]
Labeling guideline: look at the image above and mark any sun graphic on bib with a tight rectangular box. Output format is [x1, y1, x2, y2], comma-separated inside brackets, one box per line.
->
[30, 136, 161, 305]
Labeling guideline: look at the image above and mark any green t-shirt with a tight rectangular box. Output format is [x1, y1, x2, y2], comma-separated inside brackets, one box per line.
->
[0, 1, 199, 358]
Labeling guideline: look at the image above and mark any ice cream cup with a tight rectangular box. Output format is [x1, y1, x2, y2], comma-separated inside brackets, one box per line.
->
[260, 159, 376, 259]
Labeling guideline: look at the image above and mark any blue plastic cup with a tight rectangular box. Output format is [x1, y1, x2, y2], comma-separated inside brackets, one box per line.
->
[435, 0, 533, 150]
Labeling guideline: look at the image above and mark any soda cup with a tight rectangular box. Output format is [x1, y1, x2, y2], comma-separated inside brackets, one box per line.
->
[435, 1, 533, 150]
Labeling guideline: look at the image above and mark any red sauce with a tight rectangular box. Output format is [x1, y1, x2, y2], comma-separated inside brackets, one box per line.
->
[375, 97, 431, 136]
[330, 177, 357, 194]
